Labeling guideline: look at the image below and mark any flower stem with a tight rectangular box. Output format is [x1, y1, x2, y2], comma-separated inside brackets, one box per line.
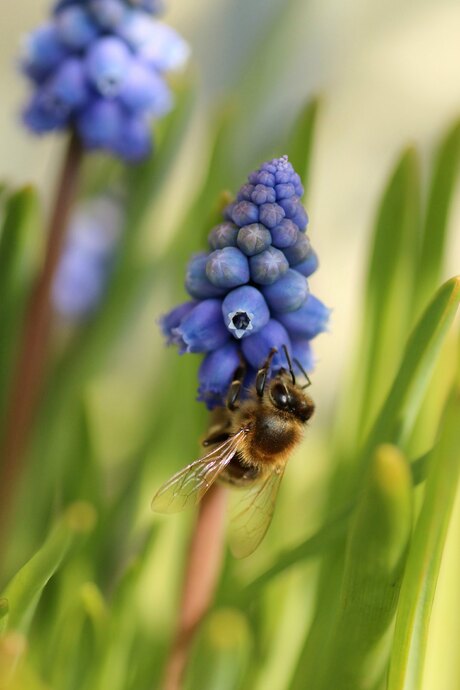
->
[0, 132, 83, 556]
[162, 483, 228, 690]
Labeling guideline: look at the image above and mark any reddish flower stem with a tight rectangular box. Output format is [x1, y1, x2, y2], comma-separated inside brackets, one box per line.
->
[0, 132, 83, 557]
[162, 483, 228, 690]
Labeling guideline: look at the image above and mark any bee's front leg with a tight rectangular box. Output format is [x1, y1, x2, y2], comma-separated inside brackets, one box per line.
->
[255, 348, 278, 397]
[227, 358, 247, 411]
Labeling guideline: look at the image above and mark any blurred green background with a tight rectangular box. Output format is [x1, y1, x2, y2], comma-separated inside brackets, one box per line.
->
[0, 2, 459, 689]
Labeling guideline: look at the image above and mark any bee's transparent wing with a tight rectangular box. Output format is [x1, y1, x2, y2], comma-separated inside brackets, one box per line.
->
[228, 465, 285, 558]
[151, 430, 247, 514]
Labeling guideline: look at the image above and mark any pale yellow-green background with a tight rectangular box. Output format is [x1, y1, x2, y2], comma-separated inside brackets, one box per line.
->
[1, 2, 460, 687]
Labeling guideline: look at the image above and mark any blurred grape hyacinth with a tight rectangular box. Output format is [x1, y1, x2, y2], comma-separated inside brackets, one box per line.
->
[20, 0, 189, 161]
[52, 195, 123, 319]
[161, 155, 330, 408]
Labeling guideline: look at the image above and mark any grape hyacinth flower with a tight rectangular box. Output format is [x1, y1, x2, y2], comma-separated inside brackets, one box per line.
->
[20, 0, 189, 161]
[160, 155, 330, 408]
[52, 194, 123, 319]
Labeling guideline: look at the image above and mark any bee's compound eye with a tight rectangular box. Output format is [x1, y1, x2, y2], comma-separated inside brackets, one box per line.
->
[271, 382, 289, 409]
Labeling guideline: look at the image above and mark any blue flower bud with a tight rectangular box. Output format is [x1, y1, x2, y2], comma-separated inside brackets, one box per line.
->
[198, 341, 241, 409]
[259, 202, 285, 229]
[237, 183, 255, 201]
[89, 0, 128, 29]
[208, 222, 238, 250]
[283, 231, 311, 266]
[131, 0, 165, 13]
[279, 196, 308, 231]
[21, 24, 67, 83]
[77, 98, 123, 149]
[231, 201, 259, 226]
[119, 60, 172, 114]
[53, 252, 104, 319]
[222, 285, 270, 339]
[275, 182, 295, 200]
[85, 36, 131, 96]
[248, 170, 275, 187]
[276, 294, 330, 339]
[160, 301, 196, 343]
[249, 246, 289, 285]
[111, 114, 152, 161]
[295, 247, 319, 277]
[261, 161, 277, 174]
[185, 253, 226, 299]
[172, 299, 229, 353]
[291, 172, 304, 197]
[23, 89, 69, 132]
[220, 203, 235, 222]
[271, 218, 298, 249]
[56, 6, 99, 49]
[52, 195, 123, 321]
[138, 20, 190, 72]
[45, 58, 89, 114]
[291, 336, 314, 374]
[241, 319, 291, 371]
[251, 184, 276, 205]
[261, 269, 309, 313]
[236, 223, 271, 256]
[206, 247, 249, 289]
[274, 156, 294, 180]
[115, 9, 153, 47]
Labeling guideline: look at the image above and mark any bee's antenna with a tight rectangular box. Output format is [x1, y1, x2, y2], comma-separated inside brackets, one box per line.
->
[282, 345, 296, 385]
[293, 357, 312, 388]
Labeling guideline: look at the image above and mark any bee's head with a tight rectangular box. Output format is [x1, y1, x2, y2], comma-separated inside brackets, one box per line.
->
[268, 374, 315, 423]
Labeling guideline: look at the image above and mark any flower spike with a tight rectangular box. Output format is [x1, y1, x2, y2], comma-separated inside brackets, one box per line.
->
[160, 155, 329, 408]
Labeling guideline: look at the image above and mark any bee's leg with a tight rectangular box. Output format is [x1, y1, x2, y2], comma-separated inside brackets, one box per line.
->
[227, 358, 247, 412]
[292, 357, 312, 388]
[282, 344, 296, 385]
[255, 348, 278, 397]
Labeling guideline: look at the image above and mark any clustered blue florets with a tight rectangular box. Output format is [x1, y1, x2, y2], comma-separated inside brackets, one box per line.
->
[20, 0, 189, 161]
[161, 155, 330, 409]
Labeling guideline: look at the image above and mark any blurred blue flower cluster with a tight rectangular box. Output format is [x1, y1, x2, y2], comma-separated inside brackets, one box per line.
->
[52, 194, 123, 319]
[21, 0, 189, 161]
[161, 155, 330, 408]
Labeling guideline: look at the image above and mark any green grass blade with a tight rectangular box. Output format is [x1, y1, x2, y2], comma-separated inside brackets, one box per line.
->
[1, 502, 96, 634]
[355, 148, 421, 439]
[387, 386, 460, 690]
[366, 276, 460, 455]
[414, 120, 460, 316]
[321, 445, 412, 690]
[290, 278, 458, 689]
[286, 97, 321, 196]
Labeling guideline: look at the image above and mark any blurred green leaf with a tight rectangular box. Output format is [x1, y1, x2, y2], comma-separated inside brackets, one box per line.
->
[355, 148, 421, 441]
[388, 387, 460, 690]
[2, 502, 96, 634]
[185, 609, 251, 690]
[321, 445, 412, 690]
[291, 277, 459, 690]
[366, 275, 460, 455]
[414, 120, 460, 316]
[0, 186, 40, 430]
[286, 97, 321, 197]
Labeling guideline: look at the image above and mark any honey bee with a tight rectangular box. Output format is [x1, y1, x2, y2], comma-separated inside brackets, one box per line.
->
[151, 346, 315, 557]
